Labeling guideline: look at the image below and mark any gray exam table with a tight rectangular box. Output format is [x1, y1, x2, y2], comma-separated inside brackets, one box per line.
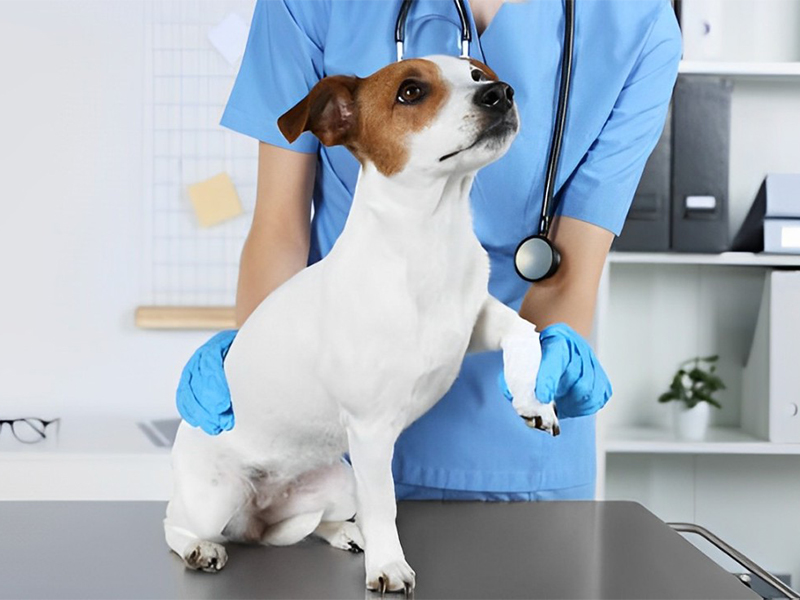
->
[0, 500, 773, 599]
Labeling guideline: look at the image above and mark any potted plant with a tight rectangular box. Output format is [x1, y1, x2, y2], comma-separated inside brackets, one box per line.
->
[658, 355, 725, 441]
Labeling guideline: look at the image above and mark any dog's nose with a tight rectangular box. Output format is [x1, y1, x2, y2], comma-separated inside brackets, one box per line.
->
[475, 82, 514, 113]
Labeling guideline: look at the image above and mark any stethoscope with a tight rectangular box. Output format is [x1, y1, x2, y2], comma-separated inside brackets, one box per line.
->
[395, 0, 576, 283]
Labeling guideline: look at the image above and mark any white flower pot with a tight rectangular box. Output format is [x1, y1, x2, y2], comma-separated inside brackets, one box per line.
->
[672, 401, 712, 441]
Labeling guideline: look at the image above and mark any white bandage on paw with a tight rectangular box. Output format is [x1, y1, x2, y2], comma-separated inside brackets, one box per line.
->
[501, 331, 541, 404]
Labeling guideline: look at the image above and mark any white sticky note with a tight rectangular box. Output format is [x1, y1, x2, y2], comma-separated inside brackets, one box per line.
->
[208, 13, 249, 66]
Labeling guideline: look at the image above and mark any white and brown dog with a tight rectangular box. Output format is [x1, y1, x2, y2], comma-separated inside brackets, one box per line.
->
[164, 55, 559, 594]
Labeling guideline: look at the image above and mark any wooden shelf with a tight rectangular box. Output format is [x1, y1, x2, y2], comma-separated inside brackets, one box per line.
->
[608, 251, 800, 267]
[603, 425, 800, 455]
[679, 60, 800, 77]
[135, 305, 236, 330]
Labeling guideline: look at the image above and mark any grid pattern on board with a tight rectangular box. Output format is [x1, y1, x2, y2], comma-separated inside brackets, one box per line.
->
[143, 0, 257, 307]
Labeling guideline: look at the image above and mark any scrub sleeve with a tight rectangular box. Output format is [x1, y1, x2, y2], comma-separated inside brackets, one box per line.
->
[221, 0, 324, 154]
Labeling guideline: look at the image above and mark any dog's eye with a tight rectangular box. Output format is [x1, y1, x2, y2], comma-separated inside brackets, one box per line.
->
[471, 69, 488, 82]
[397, 80, 426, 105]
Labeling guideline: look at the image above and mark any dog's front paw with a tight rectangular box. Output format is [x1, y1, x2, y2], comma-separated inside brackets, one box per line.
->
[366, 558, 416, 594]
[514, 398, 560, 436]
[183, 540, 228, 573]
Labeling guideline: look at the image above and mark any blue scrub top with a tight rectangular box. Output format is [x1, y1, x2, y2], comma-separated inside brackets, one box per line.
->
[220, 0, 681, 493]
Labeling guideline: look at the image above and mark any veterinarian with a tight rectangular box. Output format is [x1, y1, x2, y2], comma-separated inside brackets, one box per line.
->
[178, 0, 681, 501]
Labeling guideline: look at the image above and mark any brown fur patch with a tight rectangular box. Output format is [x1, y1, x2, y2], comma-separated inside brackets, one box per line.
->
[346, 59, 450, 177]
[465, 57, 499, 81]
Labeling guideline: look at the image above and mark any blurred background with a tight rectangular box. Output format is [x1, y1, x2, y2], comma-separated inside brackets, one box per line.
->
[0, 0, 799, 593]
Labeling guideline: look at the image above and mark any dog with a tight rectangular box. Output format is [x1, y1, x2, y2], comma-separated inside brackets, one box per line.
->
[164, 54, 559, 594]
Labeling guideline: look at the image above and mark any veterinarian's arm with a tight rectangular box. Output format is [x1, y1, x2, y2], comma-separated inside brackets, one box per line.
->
[518, 215, 612, 339]
[235, 142, 316, 326]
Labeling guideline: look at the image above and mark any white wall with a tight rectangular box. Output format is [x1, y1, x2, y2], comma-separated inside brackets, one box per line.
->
[0, 1, 213, 420]
[729, 79, 800, 235]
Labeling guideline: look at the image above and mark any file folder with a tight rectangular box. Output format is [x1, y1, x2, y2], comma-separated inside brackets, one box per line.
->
[742, 270, 800, 443]
[670, 76, 732, 253]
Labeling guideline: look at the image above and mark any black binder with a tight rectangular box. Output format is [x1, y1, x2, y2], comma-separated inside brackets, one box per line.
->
[614, 105, 672, 251]
[670, 76, 732, 253]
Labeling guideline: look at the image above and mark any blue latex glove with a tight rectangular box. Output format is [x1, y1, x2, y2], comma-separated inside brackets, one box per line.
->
[176, 329, 238, 435]
[498, 323, 612, 418]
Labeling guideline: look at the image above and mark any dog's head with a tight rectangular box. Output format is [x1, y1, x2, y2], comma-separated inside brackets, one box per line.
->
[278, 55, 519, 178]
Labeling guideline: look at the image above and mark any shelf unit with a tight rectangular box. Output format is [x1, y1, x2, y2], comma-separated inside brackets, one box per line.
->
[679, 60, 800, 77]
[596, 251, 800, 470]
[608, 251, 800, 267]
[605, 425, 800, 455]
[597, 245, 800, 585]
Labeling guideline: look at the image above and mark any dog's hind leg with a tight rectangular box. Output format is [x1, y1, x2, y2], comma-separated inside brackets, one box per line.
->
[313, 520, 365, 553]
[164, 426, 251, 572]
[165, 473, 250, 572]
[309, 460, 364, 552]
[259, 460, 363, 550]
[164, 518, 229, 573]
[260, 509, 326, 546]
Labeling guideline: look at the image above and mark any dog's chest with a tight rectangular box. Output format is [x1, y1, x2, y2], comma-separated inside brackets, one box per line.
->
[320, 229, 488, 408]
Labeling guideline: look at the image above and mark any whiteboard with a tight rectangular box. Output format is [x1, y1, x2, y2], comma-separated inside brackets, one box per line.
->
[142, 0, 257, 306]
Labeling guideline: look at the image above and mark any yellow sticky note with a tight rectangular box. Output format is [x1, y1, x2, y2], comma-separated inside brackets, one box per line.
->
[187, 172, 243, 227]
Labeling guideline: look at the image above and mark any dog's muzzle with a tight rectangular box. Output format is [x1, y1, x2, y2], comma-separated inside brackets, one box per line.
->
[439, 82, 517, 162]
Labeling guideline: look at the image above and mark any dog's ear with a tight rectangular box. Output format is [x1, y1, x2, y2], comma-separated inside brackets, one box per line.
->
[278, 75, 360, 147]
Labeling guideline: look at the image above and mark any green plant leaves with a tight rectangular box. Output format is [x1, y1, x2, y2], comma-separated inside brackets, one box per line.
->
[686, 367, 726, 391]
[659, 391, 679, 403]
[692, 388, 723, 409]
[659, 356, 725, 409]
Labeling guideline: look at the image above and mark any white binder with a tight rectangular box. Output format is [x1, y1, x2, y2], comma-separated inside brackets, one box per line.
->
[741, 270, 800, 443]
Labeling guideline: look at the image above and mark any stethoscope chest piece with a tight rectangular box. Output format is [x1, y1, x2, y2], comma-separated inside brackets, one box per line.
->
[514, 235, 561, 283]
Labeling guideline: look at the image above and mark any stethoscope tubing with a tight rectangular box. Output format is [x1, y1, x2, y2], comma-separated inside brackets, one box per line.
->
[539, 0, 575, 239]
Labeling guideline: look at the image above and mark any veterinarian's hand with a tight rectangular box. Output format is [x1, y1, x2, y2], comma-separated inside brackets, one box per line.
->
[498, 323, 612, 418]
[176, 329, 238, 435]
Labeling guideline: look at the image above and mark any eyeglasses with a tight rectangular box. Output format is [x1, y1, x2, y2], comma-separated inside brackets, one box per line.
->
[0, 418, 61, 444]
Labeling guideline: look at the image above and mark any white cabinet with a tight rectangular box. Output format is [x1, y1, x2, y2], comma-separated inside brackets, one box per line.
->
[595, 250, 800, 586]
